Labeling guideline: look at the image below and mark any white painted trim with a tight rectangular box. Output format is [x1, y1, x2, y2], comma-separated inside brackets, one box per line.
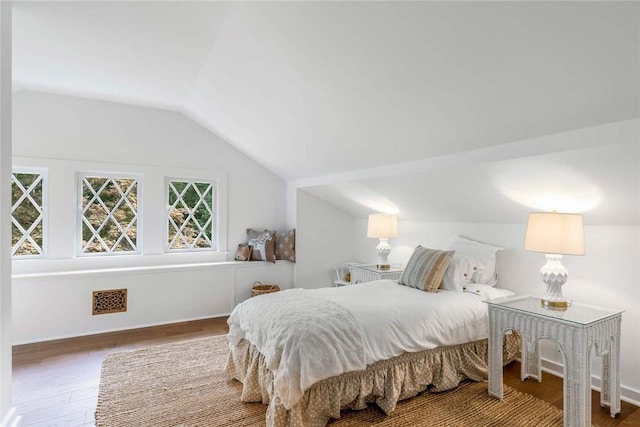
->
[0, 2, 13, 421]
[12, 259, 289, 280]
[0, 408, 20, 427]
[539, 357, 640, 407]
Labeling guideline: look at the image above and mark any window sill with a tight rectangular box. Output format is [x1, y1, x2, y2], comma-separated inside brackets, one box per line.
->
[11, 254, 293, 279]
[12, 251, 231, 277]
[12, 259, 291, 280]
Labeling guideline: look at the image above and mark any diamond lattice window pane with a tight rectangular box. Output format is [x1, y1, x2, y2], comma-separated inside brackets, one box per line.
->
[194, 236, 209, 248]
[11, 223, 21, 248]
[11, 171, 46, 257]
[15, 240, 39, 256]
[85, 202, 108, 228]
[14, 173, 36, 187]
[80, 175, 139, 254]
[14, 198, 39, 229]
[166, 180, 215, 251]
[127, 190, 137, 206]
[86, 177, 107, 193]
[115, 239, 133, 252]
[99, 181, 120, 210]
[115, 204, 134, 224]
[173, 181, 188, 193]
[32, 222, 43, 248]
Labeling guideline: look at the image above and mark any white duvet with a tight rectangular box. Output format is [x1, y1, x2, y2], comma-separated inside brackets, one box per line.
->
[227, 279, 514, 410]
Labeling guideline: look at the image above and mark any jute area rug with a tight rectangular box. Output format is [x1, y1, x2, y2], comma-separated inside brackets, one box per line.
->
[96, 335, 564, 427]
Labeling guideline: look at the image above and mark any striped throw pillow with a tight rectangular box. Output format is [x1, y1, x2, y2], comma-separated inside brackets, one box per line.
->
[399, 246, 454, 292]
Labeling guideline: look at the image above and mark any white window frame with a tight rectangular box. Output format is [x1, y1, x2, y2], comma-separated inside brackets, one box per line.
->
[165, 177, 218, 252]
[11, 166, 48, 259]
[77, 171, 143, 257]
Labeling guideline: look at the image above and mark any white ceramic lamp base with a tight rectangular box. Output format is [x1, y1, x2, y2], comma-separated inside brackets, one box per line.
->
[376, 238, 391, 271]
[540, 253, 571, 309]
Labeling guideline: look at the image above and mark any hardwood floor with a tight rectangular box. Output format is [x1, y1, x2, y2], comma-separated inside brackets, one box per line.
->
[12, 317, 640, 427]
[12, 318, 229, 427]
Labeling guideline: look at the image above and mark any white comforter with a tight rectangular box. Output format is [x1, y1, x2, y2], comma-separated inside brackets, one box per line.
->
[227, 280, 513, 410]
[227, 288, 367, 409]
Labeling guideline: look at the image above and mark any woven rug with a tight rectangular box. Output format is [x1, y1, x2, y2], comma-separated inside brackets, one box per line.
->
[96, 335, 564, 427]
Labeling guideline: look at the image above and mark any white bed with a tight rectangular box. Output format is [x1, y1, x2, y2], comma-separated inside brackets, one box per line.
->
[226, 279, 519, 427]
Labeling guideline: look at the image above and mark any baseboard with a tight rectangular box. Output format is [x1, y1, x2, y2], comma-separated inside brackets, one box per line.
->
[12, 313, 231, 346]
[540, 357, 640, 407]
[1, 408, 21, 427]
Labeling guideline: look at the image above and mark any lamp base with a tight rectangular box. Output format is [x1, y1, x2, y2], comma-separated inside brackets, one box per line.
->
[541, 298, 571, 310]
[376, 238, 392, 270]
[539, 253, 570, 311]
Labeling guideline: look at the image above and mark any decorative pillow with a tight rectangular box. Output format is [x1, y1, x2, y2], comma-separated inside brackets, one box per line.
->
[275, 229, 296, 262]
[398, 246, 454, 292]
[441, 254, 486, 292]
[234, 244, 252, 261]
[447, 235, 502, 286]
[246, 228, 276, 263]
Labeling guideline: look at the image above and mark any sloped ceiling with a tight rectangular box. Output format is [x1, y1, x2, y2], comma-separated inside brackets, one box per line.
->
[12, 1, 640, 224]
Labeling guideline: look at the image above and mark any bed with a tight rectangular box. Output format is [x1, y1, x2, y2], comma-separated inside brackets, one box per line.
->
[225, 278, 520, 427]
[227, 238, 518, 426]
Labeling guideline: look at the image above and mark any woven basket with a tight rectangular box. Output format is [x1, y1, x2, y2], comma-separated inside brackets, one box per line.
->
[250, 281, 280, 297]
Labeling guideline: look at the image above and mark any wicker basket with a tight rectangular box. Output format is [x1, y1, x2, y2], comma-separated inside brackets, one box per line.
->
[251, 281, 280, 297]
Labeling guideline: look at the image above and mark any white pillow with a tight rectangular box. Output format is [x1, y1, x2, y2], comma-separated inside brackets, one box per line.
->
[440, 254, 486, 292]
[447, 235, 503, 286]
[463, 283, 515, 301]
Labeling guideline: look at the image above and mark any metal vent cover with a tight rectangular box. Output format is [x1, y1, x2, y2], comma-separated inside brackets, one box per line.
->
[92, 288, 127, 315]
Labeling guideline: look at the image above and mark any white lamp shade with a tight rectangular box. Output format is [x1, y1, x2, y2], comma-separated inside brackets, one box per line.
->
[367, 214, 398, 239]
[524, 212, 585, 256]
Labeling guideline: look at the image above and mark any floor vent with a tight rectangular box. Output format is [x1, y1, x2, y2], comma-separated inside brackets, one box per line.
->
[93, 289, 127, 315]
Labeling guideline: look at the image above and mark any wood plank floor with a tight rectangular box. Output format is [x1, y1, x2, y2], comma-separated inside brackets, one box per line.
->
[12, 317, 640, 427]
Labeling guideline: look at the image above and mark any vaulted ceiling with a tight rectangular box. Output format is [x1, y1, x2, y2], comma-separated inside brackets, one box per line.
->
[12, 1, 640, 224]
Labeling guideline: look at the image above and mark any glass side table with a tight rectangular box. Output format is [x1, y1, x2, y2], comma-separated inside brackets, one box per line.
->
[487, 295, 623, 427]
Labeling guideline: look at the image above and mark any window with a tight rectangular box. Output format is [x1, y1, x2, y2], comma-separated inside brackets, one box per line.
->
[79, 173, 140, 255]
[11, 169, 47, 258]
[166, 179, 216, 251]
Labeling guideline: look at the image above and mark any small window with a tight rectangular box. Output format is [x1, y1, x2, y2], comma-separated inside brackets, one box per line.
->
[11, 169, 47, 258]
[166, 179, 216, 251]
[79, 173, 140, 255]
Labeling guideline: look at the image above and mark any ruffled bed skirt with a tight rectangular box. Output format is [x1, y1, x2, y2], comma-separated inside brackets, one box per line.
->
[226, 334, 521, 427]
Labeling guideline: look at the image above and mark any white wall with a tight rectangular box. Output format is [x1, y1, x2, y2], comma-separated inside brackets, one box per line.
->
[12, 260, 293, 344]
[11, 91, 293, 343]
[13, 90, 286, 250]
[295, 190, 357, 289]
[354, 219, 640, 404]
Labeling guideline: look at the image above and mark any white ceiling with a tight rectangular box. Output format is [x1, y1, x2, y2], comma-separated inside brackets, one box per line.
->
[304, 140, 639, 225]
[12, 1, 640, 224]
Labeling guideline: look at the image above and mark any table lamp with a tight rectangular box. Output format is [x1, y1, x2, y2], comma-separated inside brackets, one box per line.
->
[524, 212, 585, 309]
[367, 213, 398, 271]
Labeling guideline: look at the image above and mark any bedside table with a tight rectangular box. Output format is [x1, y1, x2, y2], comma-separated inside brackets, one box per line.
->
[487, 295, 622, 427]
[350, 264, 403, 284]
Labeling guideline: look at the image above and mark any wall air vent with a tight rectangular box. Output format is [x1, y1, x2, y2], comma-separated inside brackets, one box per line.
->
[92, 288, 127, 315]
